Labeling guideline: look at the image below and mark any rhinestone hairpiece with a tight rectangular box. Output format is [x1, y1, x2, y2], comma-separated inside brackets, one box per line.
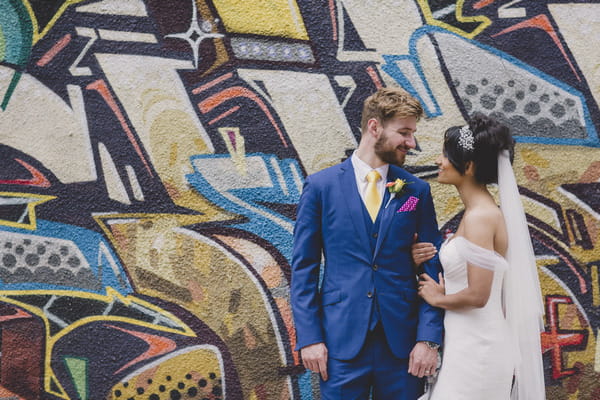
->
[458, 125, 474, 151]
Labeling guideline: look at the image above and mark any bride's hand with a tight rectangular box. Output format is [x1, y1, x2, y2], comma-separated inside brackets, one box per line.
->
[418, 273, 445, 307]
[411, 235, 437, 265]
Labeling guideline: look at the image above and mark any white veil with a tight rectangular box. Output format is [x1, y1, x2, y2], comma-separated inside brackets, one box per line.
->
[498, 150, 546, 399]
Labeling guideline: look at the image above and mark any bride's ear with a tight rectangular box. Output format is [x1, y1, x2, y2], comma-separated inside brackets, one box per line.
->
[465, 161, 475, 177]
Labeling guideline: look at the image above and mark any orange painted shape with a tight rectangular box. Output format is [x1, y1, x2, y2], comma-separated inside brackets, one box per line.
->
[492, 14, 581, 81]
[540, 296, 587, 379]
[106, 324, 177, 374]
[0, 307, 31, 322]
[473, 0, 496, 10]
[208, 105, 240, 125]
[37, 34, 72, 67]
[0, 385, 24, 399]
[192, 72, 234, 94]
[366, 66, 383, 90]
[329, 0, 338, 41]
[199, 86, 288, 147]
[0, 158, 51, 187]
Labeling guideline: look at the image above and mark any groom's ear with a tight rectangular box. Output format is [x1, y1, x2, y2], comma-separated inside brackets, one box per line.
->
[366, 118, 380, 137]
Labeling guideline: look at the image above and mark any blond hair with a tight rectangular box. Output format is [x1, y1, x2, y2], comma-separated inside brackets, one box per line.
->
[360, 88, 424, 133]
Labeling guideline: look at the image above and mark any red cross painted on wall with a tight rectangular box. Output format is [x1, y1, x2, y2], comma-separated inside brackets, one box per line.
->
[541, 295, 588, 380]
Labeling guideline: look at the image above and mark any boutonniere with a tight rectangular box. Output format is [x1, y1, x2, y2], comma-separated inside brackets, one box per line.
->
[384, 178, 411, 208]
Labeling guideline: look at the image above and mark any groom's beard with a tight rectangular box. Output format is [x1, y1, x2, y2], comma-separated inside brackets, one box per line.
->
[374, 132, 408, 166]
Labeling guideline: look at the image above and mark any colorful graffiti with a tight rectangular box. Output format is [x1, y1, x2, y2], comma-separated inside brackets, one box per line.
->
[0, 0, 599, 398]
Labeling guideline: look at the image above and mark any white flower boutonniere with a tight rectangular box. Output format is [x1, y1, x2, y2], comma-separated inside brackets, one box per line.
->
[384, 178, 411, 208]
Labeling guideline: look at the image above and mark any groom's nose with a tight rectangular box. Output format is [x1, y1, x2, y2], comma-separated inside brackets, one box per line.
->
[405, 132, 417, 149]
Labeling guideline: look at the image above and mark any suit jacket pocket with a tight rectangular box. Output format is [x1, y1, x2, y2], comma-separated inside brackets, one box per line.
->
[320, 289, 342, 306]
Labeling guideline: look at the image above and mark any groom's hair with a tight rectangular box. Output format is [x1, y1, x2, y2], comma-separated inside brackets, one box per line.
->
[360, 87, 424, 133]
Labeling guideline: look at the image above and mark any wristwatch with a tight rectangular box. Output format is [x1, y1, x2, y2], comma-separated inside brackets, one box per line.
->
[421, 341, 440, 350]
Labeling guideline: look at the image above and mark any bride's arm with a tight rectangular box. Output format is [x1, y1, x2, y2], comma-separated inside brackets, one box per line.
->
[419, 211, 497, 310]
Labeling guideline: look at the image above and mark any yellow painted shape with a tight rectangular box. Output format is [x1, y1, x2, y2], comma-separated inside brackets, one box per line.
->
[0, 192, 55, 230]
[521, 196, 562, 233]
[521, 149, 550, 169]
[416, 0, 491, 39]
[223, 311, 234, 335]
[442, 194, 462, 218]
[219, 127, 247, 176]
[0, 24, 5, 61]
[109, 346, 222, 399]
[94, 213, 228, 237]
[139, 88, 223, 214]
[212, 0, 309, 40]
[116, 226, 289, 399]
[23, 0, 86, 43]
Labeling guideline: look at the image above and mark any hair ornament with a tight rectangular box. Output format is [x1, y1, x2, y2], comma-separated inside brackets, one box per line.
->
[458, 125, 474, 151]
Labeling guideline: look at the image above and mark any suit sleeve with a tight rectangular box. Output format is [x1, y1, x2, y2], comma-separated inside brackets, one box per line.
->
[291, 176, 325, 350]
[415, 183, 444, 345]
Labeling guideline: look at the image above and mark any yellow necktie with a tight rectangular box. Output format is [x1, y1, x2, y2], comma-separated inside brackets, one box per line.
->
[365, 170, 381, 222]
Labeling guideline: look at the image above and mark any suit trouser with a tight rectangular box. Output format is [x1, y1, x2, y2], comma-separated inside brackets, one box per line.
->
[319, 324, 423, 400]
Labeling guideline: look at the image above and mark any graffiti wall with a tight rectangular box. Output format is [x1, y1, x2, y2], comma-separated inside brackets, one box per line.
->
[0, 0, 599, 398]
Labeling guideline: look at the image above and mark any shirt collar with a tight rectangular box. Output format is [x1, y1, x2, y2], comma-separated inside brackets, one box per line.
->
[351, 152, 389, 182]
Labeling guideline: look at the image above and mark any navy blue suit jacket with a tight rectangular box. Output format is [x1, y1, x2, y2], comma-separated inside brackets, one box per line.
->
[291, 158, 444, 360]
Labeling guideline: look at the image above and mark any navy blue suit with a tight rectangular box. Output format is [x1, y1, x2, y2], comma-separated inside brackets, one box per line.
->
[291, 158, 443, 398]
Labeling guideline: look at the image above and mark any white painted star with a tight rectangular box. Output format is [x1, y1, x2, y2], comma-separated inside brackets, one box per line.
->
[165, 0, 224, 69]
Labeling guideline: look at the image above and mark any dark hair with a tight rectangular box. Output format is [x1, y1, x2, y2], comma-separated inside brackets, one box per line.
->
[443, 113, 515, 184]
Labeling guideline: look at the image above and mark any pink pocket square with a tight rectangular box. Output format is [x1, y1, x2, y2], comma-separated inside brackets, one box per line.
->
[397, 196, 419, 212]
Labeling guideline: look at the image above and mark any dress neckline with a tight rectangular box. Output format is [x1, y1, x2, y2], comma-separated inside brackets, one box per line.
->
[444, 235, 507, 260]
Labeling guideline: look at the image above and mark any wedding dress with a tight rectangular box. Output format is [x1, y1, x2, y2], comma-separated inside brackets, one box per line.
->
[428, 236, 514, 399]
[423, 150, 545, 399]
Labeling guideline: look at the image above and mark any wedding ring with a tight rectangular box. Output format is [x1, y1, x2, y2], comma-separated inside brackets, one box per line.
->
[426, 369, 431, 374]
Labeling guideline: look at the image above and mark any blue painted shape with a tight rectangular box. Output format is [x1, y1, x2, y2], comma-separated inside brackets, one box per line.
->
[0, 220, 133, 295]
[381, 53, 442, 118]
[298, 370, 315, 400]
[187, 153, 303, 262]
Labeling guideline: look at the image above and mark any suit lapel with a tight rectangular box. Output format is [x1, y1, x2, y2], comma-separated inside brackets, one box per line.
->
[373, 168, 408, 259]
[339, 159, 371, 255]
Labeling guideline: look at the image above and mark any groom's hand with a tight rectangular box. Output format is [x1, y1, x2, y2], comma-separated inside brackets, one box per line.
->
[301, 342, 328, 381]
[408, 342, 438, 378]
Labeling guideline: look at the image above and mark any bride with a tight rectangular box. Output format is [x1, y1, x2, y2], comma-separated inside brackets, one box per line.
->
[412, 113, 546, 399]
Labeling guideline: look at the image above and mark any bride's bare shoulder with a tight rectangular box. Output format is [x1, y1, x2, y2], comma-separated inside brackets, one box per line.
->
[463, 205, 503, 227]
[462, 206, 504, 250]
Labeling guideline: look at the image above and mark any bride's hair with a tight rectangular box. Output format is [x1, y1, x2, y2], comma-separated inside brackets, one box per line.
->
[443, 113, 515, 184]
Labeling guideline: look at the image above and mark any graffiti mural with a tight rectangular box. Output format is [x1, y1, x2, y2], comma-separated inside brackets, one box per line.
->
[0, 0, 599, 398]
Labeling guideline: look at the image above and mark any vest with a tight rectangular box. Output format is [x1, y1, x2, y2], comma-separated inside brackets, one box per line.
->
[360, 189, 390, 331]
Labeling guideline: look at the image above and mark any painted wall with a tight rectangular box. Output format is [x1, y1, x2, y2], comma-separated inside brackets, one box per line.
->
[0, 0, 599, 399]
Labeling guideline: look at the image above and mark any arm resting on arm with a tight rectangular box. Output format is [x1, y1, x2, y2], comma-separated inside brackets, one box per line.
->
[418, 211, 497, 310]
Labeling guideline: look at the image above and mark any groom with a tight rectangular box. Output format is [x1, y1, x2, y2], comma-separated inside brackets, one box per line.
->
[291, 88, 444, 399]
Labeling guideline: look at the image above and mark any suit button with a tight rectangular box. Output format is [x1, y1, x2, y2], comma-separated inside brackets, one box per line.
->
[372, 264, 378, 271]
[367, 291, 373, 298]
[372, 233, 378, 238]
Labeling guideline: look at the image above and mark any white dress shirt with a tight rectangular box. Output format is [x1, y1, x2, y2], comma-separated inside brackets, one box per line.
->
[351, 152, 389, 210]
